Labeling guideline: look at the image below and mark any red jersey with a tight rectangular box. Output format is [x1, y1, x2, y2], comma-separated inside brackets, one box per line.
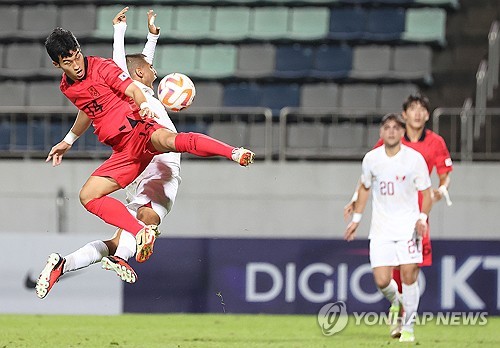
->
[374, 129, 453, 176]
[60, 56, 141, 146]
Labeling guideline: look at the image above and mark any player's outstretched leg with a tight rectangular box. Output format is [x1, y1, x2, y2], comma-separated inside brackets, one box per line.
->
[231, 147, 255, 167]
[35, 253, 65, 299]
[101, 255, 138, 283]
[135, 224, 161, 263]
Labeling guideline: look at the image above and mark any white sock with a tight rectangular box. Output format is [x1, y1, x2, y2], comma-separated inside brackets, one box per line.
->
[379, 279, 400, 306]
[114, 230, 136, 261]
[63, 240, 109, 273]
[402, 281, 420, 332]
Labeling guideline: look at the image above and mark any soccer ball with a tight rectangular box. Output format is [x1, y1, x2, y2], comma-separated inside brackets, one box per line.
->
[157, 73, 196, 112]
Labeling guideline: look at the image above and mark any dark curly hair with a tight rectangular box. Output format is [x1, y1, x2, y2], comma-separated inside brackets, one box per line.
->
[45, 27, 80, 63]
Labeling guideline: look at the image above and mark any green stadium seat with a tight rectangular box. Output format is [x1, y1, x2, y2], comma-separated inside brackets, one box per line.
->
[173, 6, 213, 39]
[212, 7, 251, 40]
[403, 8, 447, 46]
[289, 7, 329, 40]
[415, 0, 459, 10]
[157, 45, 197, 77]
[249, 7, 289, 39]
[95, 5, 138, 38]
[197, 45, 237, 78]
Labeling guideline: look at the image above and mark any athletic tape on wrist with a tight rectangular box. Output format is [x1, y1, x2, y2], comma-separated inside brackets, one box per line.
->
[63, 131, 79, 145]
[352, 213, 362, 223]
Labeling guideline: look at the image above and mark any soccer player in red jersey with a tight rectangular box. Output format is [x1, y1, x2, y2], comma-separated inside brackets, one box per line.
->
[344, 93, 453, 338]
[43, 28, 254, 269]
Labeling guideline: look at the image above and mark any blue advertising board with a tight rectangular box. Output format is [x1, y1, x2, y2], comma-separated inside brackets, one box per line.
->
[124, 239, 500, 315]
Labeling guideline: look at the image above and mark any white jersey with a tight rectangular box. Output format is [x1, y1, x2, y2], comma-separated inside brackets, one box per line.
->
[113, 22, 181, 222]
[361, 144, 431, 241]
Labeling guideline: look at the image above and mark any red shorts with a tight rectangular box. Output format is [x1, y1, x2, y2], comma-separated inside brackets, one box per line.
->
[420, 226, 432, 267]
[92, 120, 164, 188]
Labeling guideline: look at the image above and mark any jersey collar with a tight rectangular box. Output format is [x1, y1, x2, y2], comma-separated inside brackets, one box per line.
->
[404, 128, 426, 142]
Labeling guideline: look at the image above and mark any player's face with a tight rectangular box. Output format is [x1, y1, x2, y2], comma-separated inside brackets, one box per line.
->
[141, 61, 157, 88]
[54, 49, 85, 81]
[402, 101, 429, 130]
[380, 120, 405, 147]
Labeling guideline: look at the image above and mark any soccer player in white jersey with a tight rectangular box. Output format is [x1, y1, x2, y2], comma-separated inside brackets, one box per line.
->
[344, 113, 432, 343]
[36, 8, 208, 298]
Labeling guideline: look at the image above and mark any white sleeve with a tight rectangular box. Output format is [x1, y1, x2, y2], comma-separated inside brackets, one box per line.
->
[414, 154, 432, 191]
[112, 22, 129, 76]
[360, 155, 372, 189]
[142, 31, 160, 65]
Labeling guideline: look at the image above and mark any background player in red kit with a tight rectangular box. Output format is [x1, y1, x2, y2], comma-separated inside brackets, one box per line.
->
[344, 93, 453, 337]
[41, 28, 254, 277]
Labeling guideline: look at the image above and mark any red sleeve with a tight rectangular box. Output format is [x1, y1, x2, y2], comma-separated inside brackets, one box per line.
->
[373, 138, 383, 149]
[97, 58, 133, 95]
[433, 134, 453, 174]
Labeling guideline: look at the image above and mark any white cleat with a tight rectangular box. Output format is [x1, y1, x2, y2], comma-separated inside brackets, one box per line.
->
[135, 225, 160, 263]
[101, 256, 137, 283]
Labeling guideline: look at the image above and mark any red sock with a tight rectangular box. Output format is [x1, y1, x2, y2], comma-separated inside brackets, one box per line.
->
[85, 196, 143, 236]
[174, 132, 233, 159]
[393, 269, 403, 293]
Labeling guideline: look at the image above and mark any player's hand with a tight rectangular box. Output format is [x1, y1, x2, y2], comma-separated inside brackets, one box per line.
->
[415, 219, 428, 238]
[147, 10, 160, 34]
[113, 6, 129, 25]
[344, 222, 358, 242]
[139, 106, 157, 119]
[46, 141, 72, 167]
[432, 188, 443, 202]
[343, 201, 355, 222]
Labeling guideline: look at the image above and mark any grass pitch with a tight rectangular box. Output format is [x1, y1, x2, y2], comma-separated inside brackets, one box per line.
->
[0, 314, 498, 347]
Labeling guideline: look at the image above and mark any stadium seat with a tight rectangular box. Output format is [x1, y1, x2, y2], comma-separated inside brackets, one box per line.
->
[60, 5, 97, 36]
[415, 0, 459, 9]
[248, 123, 277, 157]
[27, 82, 67, 107]
[191, 82, 224, 108]
[249, 7, 289, 39]
[367, 124, 381, 147]
[392, 45, 433, 84]
[197, 45, 237, 78]
[379, 84, 419, 111]
[289, 7, 330, 40]
[274, 44, 314, 78]
[95, 5, 138, 38]
[134, 6, 174, 38]
[0, 119, 11, 150]
[223, 82, 262, 107]
[260, 84, 300, 115]
[28, 118, 46, 151]
[327, 123, 365, 150]
[403, 8, 447, 46]
[84, 43, 113, 59]
[329, 7, 368, 40]
[0, 5, 20, 38]
[300, 83, 339, 108]
[5, 43, 43, 75]
[364, 8, 405, 41]
[157, 45, 197, 77]
[236, 44, 275, 78]
[20, 4, 58, 37]
[207, 122, 248, 146]
[287, 123, 326, 149]
[340, 84, 379, 110]
[212, 7, 251, 40]
[11, 122, 28, 150]
[310, 44, 352, 79]
[173, 6, 213, 39]
[350, 45, 392, 80]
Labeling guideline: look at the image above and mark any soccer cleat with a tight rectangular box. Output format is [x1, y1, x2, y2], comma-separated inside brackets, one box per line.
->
[35, 253, 65, 299]
[101, 255, 137, 283]
[231, 147, 255, 167]
[389, 303, 402, 338]
[399, 329, 415, 343]
[135, 224, 160, 263]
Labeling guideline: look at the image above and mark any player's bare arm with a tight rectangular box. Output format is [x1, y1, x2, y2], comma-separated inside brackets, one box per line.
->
[433, 172, 451, 202]
[46, 110, 92, 167]
[415, 187, 432, 238]
[147, 9, 160, 34]
[344, 184, 370, 242]
[124, 82, 156, 119]
[344, 178, 361, 222]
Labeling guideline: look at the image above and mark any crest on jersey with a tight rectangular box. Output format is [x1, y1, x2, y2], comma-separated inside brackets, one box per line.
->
[87, 86, 100, 98]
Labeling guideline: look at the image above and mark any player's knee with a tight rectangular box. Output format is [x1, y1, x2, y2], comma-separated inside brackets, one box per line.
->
[137, 206, 160, 225]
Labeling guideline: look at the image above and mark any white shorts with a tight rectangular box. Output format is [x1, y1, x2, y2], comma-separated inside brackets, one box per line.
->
[369, 237, 422, 268]
[125, 158, 181, 224]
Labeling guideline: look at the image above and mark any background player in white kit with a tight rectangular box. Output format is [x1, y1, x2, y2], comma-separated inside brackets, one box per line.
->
[344, 113, 432, 343]
[36, 8, 184, 298]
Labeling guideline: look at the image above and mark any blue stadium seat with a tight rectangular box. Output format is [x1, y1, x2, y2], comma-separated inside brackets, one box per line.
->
[274, 44, 314, 78]
[0, 119, 11, 150]
[311, 45, 352, 79]
[329, 7, 368, 40]
[223, 83, 262, 107]
[260, 84, 300, 115]
[364, 8, 406, 41]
